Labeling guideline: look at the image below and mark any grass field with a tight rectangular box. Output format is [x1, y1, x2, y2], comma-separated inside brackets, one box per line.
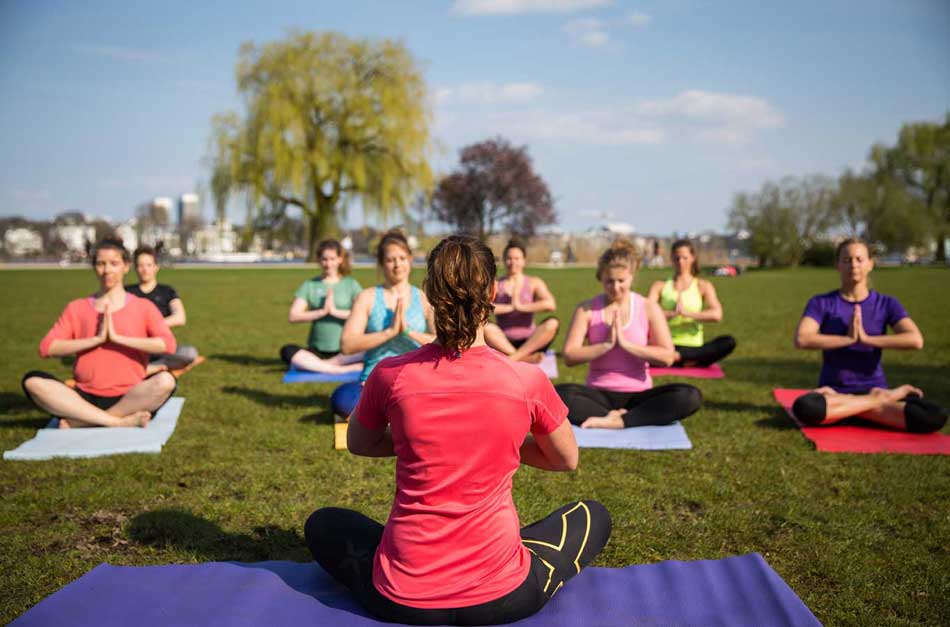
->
[1, 264, 948, 625]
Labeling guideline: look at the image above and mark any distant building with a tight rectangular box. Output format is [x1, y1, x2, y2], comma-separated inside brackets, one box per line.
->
[193, 219, 238, 256]
[152, 198, 173, 224]
[53, 224, 95, 253]
[3, 227, 43, 256]
[115, 220, 139, 252]
[178, 193, 201, 226]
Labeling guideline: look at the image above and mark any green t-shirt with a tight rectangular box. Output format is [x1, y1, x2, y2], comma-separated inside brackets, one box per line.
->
[294, 276, 362, 353]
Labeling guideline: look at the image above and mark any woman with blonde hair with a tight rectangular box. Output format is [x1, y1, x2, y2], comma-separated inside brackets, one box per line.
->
[306, 235, 610, 625]
[556, 240, 702, 429]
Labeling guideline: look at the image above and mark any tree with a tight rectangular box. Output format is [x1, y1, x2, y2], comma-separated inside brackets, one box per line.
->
[727, 175, 839, 266]
[209, 31, 434, 260]
[835, 166, 929, 252]
[876, 114, 950, 261]
[430, 137, 555, 241]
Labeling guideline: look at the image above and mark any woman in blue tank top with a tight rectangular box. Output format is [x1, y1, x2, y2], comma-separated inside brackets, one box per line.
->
[331, 229, 435, 417]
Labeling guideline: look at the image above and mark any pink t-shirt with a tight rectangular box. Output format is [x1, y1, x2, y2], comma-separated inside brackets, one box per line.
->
[39, 294, 176, 397]
[493, 276, 536, 341]
[585, 293, 653, 392]
[354, 343, 567, 609]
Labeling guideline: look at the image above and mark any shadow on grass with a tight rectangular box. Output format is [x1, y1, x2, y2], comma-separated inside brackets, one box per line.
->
[128, 509, 309, 562]
[0, 392, 34, 414]
[754, 410, 799, 431]
[221, 385, 329, 410]
[210, 353, 285, 368]
[704, 399, 775, 414]
[299, 411, 334, 425]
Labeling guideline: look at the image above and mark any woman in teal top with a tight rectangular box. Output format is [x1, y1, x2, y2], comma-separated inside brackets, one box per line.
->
[280, 239, 364, 374]
[646, 239, 736, 367]
[332, 229, 435, 416]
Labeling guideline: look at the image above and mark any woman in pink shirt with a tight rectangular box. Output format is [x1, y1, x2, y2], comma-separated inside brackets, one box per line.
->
[484, 239, 559, 363]
[305, 235, 611, 625]
[555, 240, 702, 429]
[21, 239, 178, 428]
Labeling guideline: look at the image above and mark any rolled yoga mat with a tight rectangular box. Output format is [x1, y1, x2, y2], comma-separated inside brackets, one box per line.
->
[773, 389, 950, 455]
[3, 397, 186, 461]
[11, 552, 820, 626]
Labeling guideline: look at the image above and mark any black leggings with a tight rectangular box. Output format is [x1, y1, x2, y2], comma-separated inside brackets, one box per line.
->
[792, 391, 948, 433]
[305, 500, 611, 626]
[555, 383, 702, 427]
[673, 335, 736, 367]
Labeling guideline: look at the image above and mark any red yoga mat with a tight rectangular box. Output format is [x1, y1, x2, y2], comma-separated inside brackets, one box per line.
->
[773, 389, 950, 455]
[651, 363, 724, 379]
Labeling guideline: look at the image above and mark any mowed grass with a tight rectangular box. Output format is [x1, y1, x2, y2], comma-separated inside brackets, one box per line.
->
[1, 264, 948, 625]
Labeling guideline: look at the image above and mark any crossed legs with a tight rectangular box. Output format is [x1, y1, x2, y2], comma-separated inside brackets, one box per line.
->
[792, 385, 948, 433]
[280, 344, 364, 374]
[485, 317, 559, 363]
[22, 370, 176, 429]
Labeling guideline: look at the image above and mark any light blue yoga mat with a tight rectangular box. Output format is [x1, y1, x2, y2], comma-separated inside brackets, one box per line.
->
[572, 421, 692, 450]
[3, 397, 185, 461]
[282, 366, 361, 384]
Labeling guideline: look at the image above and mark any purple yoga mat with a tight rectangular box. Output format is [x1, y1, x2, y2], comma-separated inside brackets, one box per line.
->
[12, 553, 819, 626]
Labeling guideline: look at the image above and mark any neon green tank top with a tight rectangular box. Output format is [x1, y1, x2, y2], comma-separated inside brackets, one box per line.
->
[659, 278, 704, 347]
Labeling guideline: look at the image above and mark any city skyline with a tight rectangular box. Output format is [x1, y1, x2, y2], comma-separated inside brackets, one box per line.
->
[1, 0, 948, 235]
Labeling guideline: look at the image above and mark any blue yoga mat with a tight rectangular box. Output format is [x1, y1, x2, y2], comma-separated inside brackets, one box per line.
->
[3, 397, 185, 461]
[572, 422, 692, 450]
[282, 366, 361, 384]
[11, 553, 819, 626]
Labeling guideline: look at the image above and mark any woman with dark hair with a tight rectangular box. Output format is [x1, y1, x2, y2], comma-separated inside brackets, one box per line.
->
[791, 238, 946, 432]
[128, 245, 200, 371]
[484, 239, 559, 363]
[279, 239, 364, 374]
[646, 239, 736, 367]
[306, 235, 611, 626]
[21, 238, 178, 428]
[331, 230, 436, 416]
[555, 240, 702, 429]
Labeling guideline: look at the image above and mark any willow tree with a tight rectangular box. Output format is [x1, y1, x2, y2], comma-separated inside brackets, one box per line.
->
[209, 31, 433, 259]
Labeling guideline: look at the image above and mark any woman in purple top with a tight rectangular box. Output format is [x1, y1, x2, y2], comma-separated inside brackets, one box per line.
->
[792, 238, 946, 433]
[484, 239, 560, 363]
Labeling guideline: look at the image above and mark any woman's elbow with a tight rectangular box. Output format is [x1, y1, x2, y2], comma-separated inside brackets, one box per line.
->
[911, 335, 924, 350]
[340, 336, 356, 355]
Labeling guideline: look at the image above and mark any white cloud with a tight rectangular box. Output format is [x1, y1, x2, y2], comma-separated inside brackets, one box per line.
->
[624, 11, 651, 27]
[435, 81, 545, 106]
[637, 90, 785, 128]
[453, 0, 612, 15]
[565, 18, 610, 47]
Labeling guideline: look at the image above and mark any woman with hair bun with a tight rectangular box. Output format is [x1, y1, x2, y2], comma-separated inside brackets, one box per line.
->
[279, 239, 364, 374]
[791, 238, 946, 432]
[555, 240, 702, 429]
[646, 239, 736, 367]
[332, 230, 436, 416]
[21, 238, 178, 428]
[484, 239, 560, 363]
[305, 235, 611, 626]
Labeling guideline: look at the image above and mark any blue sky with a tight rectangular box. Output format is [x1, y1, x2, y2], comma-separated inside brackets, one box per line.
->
[0, 0, 947, 235]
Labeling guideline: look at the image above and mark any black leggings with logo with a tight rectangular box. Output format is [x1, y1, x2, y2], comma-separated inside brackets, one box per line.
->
[304, 500, 611, 625]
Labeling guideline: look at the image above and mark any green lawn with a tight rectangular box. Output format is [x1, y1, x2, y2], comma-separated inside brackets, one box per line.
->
[1, 265, 948, 625]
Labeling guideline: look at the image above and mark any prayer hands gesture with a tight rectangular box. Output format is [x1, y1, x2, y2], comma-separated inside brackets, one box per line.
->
[492, 279, 515, 315]
[96, 301, 112, 344]
[323, 287, 340, 318]
[849, 304, 866, 345]
[390, 296, 407, 336]
[511, 277, 525, 313]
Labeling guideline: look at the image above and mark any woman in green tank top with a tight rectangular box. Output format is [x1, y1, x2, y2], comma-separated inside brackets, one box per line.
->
[280, 239, 365, 374]
[646, 239, 736, 367]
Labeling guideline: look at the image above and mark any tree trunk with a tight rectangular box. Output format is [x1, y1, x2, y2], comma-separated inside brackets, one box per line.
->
[936, 228, 948, 263]
[305, 203, 339, 261]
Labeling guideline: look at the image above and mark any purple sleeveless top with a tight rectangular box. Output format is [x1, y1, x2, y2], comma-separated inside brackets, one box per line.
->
[586, 293, 653, 392]
[494, 276, 537, 341]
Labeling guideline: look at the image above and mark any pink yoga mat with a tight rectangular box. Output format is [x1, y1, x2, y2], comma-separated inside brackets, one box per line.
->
[651, 364, 724, 379]
[773, 389, 950, 455]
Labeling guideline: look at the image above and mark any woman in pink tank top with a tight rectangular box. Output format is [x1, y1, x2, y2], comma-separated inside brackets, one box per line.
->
[555, 240, 702, 429]
[484, 239, 560, 363]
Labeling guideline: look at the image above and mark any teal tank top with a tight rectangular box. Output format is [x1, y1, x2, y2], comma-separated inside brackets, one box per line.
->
[361, 286, 427, 382]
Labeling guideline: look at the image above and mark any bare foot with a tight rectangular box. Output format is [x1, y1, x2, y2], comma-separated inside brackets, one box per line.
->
[581, 409, 626, 429]
[893, 384, 923, 400]
[57, 418, 73, 429]
[119, 411, 152, 428]
[145, 363, 169, 376]
[521, 352, 544, 364]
